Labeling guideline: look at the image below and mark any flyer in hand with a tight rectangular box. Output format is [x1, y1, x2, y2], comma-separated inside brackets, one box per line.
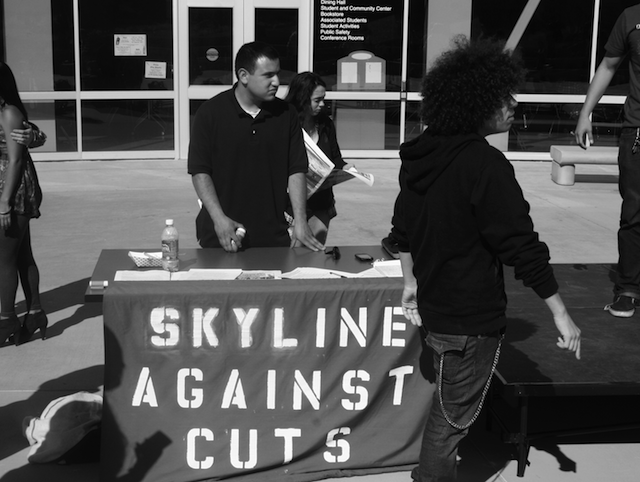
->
[303, 130, 375, 198]
[303, 129, 335, 198]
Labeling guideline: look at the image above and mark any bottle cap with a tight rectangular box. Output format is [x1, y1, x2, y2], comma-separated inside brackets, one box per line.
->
[166, 219, 174, 225]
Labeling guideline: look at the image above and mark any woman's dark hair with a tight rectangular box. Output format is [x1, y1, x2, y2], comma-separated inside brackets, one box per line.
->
[0, 62, 28, 120]
[420, 35, 524, 135]
[285, 71, 327, 125]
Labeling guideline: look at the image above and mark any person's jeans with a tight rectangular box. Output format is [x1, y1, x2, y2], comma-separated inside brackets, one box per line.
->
[412, 330, 501, 482]
[616, 128, 640, 298]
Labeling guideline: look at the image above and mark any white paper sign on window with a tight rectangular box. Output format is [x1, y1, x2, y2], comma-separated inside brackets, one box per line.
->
[145, 61, 167, 79]
[341, 62, 358, 84]
[365, 62, 382, 84]
[114, 34, 147, 57]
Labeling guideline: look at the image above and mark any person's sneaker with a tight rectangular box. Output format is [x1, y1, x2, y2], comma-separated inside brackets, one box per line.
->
[604, 295, 639, 318]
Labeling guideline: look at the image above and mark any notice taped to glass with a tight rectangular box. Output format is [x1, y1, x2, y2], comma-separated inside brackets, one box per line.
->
[313, 1, 402, 91]
[316, 1, 395, 43]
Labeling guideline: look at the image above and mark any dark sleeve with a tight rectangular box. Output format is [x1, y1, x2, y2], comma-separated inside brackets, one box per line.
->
[471, 152, 558, 298]
[604, 9, 630, 57]
[187, 104, 214, 176]
[287, 105, 308, 176]
[28, 122, 47, 149]
[391, 174, 411, 253]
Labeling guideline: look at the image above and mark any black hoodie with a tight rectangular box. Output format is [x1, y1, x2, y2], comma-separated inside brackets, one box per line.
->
[393, 131, 558, 335]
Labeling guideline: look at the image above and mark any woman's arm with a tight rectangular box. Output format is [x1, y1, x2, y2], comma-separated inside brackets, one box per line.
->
[0, 105, 27, 229]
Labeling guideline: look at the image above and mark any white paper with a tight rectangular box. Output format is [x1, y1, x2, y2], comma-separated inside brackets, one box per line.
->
[341, 62, 358, 83]
[145, 61, 167, 79]
[237, 270, 282, 280]
[355, 268, 387, 278]
[114, 34, 147, 56]
[115, 268, 285, 281]
[365, 62, 382, 83]
[171, 269, 242, 281]
[115, 270, 170, 281]
[281, 267, 357, 279]
[372, 259, 403, 277]
[303, 130, 335, 198]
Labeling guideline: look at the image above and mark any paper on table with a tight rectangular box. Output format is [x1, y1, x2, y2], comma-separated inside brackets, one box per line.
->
[171, 269, 242, 281]
[355, 259, 403, 278]
[114, 269, 284, 281]
[355, 268, 387, 278]
[237, 270, 282, 280]
[115, 270, 170, 281]
[371, 259, 402, 277]
[281, 267, 358, 279]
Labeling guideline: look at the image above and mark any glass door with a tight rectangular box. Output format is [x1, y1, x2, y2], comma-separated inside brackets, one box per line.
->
[178, 0, 310, 159]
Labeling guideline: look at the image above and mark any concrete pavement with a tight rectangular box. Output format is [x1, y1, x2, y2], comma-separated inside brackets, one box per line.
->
[1, 157, 637, 482]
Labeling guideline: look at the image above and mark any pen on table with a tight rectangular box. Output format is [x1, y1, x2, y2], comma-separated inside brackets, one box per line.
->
[329, 271, 348, 278]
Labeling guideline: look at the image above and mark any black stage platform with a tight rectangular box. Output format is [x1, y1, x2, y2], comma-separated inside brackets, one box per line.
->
[490, 264, 640, 476]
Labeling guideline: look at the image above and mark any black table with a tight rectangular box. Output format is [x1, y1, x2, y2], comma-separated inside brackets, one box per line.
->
[86, 245, 391, 301]
[490, 264, 640, 476]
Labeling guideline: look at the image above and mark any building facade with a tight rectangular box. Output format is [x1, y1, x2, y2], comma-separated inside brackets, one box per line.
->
[1, 0, 635, 161]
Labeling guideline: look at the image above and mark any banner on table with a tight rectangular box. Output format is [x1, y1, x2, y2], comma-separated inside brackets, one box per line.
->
[101, 279, 432, 482]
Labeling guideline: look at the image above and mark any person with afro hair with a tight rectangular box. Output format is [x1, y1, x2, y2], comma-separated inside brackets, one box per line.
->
[393, 36, 581, 481]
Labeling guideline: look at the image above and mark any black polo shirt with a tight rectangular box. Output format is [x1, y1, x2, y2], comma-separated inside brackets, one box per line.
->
[188, 86, 308, 248]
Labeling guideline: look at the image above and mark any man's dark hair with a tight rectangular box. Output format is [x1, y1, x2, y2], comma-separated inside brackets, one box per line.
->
[235, 41, 280, 77]
[420, 35, 524, 135]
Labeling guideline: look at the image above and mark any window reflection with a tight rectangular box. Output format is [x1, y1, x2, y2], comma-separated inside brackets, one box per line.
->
[3, 0, 74, 92]
[24, 101, 77, 153]
[82, 100, 174, 151]
[52, 0, 75, 91]
[79, 0, 173, 91]
[329, 100, 401, 150]
[407, 1, 427, 92]
[189, 8, 234, 86]
[509, 102, 622, 152]
[472, 0, 594, 94]
[255, 9, 298, 85]
[313, 2, 404, 92]
[405, 101, 424, 143]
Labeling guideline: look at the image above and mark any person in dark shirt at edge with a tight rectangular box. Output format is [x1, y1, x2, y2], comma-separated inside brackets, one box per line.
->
[575, 4, 640, 317]
[393, 36, 582, 482]
[188, 42, 323, 252]
[285, 71, 351, 245]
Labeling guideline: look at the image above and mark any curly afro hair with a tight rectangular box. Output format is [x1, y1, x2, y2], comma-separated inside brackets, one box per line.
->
[420, 35, 525, 135]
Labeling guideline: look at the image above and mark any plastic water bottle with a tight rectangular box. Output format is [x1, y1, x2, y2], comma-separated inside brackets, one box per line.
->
[161, 219, 179, 272]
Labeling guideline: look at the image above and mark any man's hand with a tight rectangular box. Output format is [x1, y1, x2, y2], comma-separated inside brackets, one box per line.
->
[575, 115, 592, 149]
[401, 285, 422, 326]
[545, 293, 581, 359]
[10, 121, 34, 147]
[213, 216, 244, 252]
[553, 311, 581, 360]
[290, 219, 324, 251]
[574, 55, 622, 150]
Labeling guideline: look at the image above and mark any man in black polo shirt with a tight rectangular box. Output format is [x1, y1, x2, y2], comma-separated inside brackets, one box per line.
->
[188, 42, 324, 252]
